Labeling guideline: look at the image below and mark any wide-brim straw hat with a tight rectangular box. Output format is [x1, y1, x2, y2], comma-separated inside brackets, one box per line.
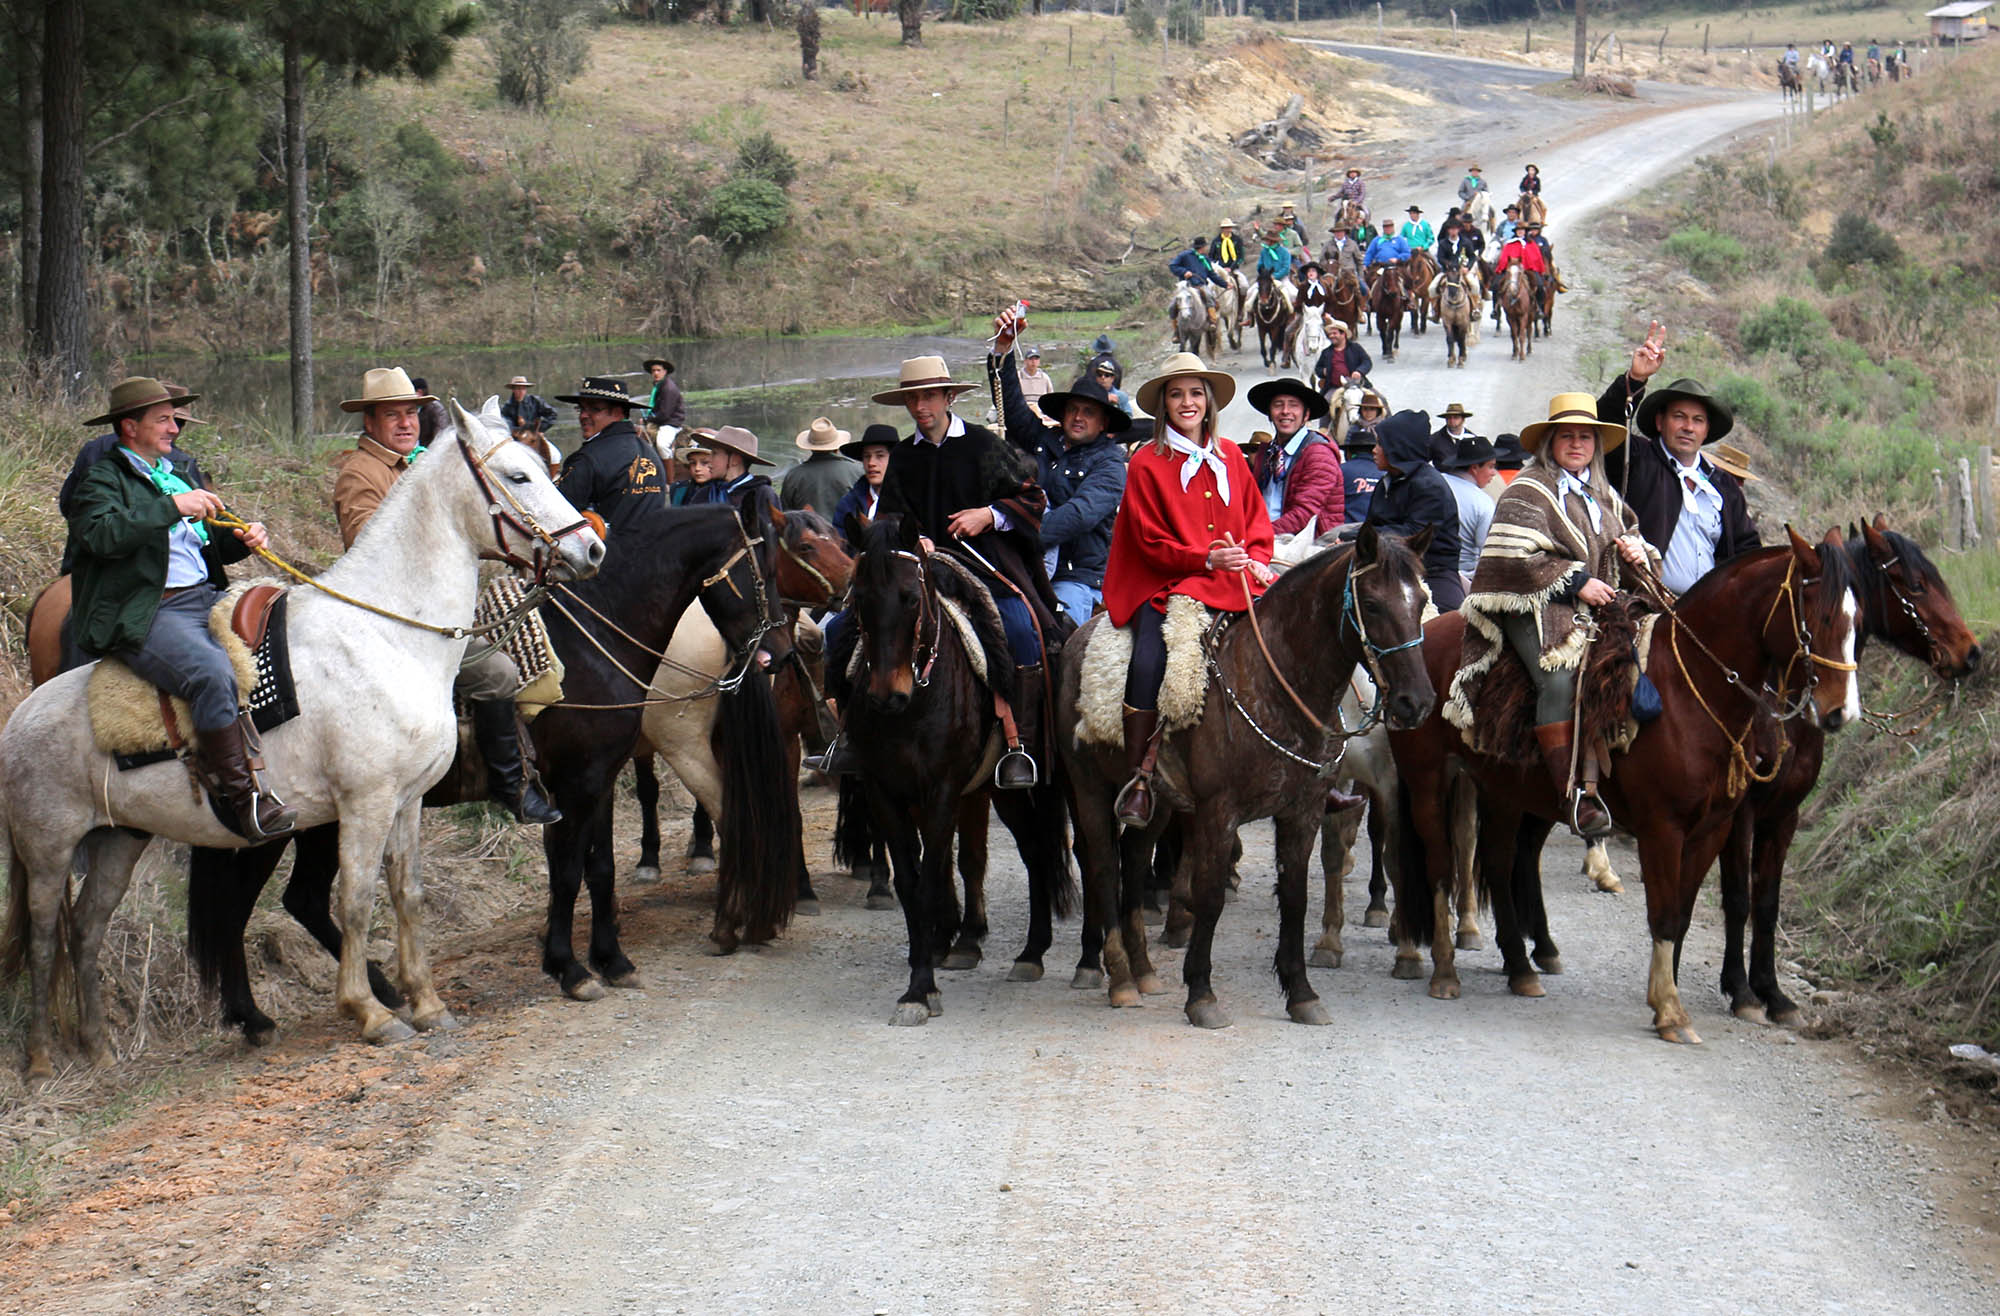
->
[1709, 440, 1759, 482]
[339, 367, 435, 414]
[795, 416, 852, 452]
[1133, 352, 1235, 419]
[508, 375, 535, 388]
[872, 355, 978, 406]
[839, 422, 902, 461]
[86, 376, 197, 428]
[1518, 392, 1628, 456]
[1219, 218, 1237, 228]
[1246, 377, 1330, 423]
[1634, 376, 1735, 443]
[708, 425, 774, 466]
[553, 376, 638, 408]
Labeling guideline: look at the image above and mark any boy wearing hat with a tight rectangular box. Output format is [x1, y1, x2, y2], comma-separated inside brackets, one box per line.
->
[992, 308, 1130, 626]
[1400, 205, 1435, 254]
[1246, 377, 1344, 535]
[501, 375, 557, 441]
[1599, 324, 1761, 594]
[333, 367, 560, 825]
[782, 417, 862, 515]
[553, 376, 667, 530]
[641, 356, 684, 433]
[1439, 434, 1498, 582]
[1363, 409, 1464, 609]
[1338, 409, 1385, 523]
[670, 430, 717, 506]
[64, 378, 296, 840]
[686, 426, 775, 509]
[831, 424, 898, 540]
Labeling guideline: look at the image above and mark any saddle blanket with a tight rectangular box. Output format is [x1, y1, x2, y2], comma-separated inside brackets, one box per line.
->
[456, 574, 565, 719]
[1449, 600, 1659, 766]
[1073, 594, 1212, 752]
[88, 581, 301, 768]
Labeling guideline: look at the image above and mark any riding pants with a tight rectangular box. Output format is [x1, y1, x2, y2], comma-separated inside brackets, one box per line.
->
[1122, 603, 1168, 712]
[110, 585, 240, 733]
[1500, 611, 1575, 725]
[456, 646, 522, 702]
[1051, 579, 1101, 627]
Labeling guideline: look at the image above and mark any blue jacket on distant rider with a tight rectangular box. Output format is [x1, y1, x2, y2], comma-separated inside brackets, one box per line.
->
[1170, 244, 1228, 288]
[1364, 233, 1410, 268]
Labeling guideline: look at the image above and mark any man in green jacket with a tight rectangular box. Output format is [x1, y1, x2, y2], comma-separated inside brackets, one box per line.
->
[63, 377, 296, 840]
[1399, 205, 1435, 253]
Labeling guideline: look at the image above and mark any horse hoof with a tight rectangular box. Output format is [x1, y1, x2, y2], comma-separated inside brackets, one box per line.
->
[794, 898, 821, 918]
[1186, 1000, 1232, 1030]
[1532, 953, 1564, 976]
[413, 1008, 462, 1032]
[865, 892, 897, 912]
[1657, 1023, 1703, 1045]
[1593, 876, 1624, 894]
[1163, 927, 1191, 950]
[566, 976, 608, 1002]
[1391, 956, 1424, 981]
[1455, 930, 1484, 951]
[1428, 978, 1461, 1001]
[1006, 961, 1043, 983]
[688, 856, 718, 876]
[940, 947, 982, 972]
[926, 992, 942, 1017]
[1308, 947, 1343, 969]
[1108, 983, 1141, 1009]
[1362, 908, 1390, 929]
[1733, 1002, 1769, 1025]
[368, 1018, 418, 1045]
[1289, 998, 1333, 1026]
[889, 1002, 930, 1027]
[1509, 973, 1545, 998]
[1135, 971, 1168, 996]
[606, 970, 645, 991]
[1071, 967, 1104, 990]
[244, 1021, 279, 1048]
[1772, 1007, 1805, 1029]
[634, 864, 660, 884]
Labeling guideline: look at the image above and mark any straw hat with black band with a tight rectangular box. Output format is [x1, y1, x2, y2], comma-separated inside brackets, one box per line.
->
[871, 355, 978, 406]
[1633, 377, 1734, 444]
[1517, 392, 1628, 456]
[85, 377, 199, 428]
[1133, 351, 1235, 419]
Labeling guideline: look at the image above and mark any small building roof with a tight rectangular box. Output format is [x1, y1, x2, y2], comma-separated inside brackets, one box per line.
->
[1926, 2, 1992, 18]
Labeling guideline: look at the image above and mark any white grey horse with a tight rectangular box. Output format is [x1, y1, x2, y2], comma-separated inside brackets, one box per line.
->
[1170, 281, 1210, 356]
[2, 401, 603, 1078]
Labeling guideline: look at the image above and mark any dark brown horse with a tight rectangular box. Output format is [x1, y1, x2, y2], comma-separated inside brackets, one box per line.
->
[1368, 262, 1406, 362]
[1717, 518, 1980, 1025]
[843, 516, 1075, 1025]
[1404, 247, 1437, 335]
[1496, 264, 1534, 360]
[1324, 267, 1366, 343]
[1252, 271, 1295, 370]
[1388, 531, 1863, 1044]
[1058, 527, 1437, 1028]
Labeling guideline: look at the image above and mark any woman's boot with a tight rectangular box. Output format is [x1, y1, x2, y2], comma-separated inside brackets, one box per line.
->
[1534, 721, 1610, 838]
[1113, 704, 1162, 829]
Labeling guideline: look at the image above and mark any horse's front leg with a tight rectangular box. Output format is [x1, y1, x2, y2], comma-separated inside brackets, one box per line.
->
[1637, 827, 1700, 1045]
[581, 794, 638, 986]
[380, 802, 457, 1032]
[1750, 808, 1804, 1026]
[882, 786, 949, 1026]
[1180, 798, 1239, 1029]
[992, 788, 1054, 981]
[1275, 808, 1329, 1025]
[1312, 798, 1361, 968]
[1449, 772, 1482, 950]
[941, 793, 989, 971]
[1718, 802, 1759, 1020]
[336, 809, 415, 1043]
[540, 808, 599, 999]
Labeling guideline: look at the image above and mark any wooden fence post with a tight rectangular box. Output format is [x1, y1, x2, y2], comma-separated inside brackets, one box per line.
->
[1703, 23, 1709, 55]
[1067, 24, 1073, 68]
[1658, 27, 1667, 59]
[1525, 21, 1532, 53]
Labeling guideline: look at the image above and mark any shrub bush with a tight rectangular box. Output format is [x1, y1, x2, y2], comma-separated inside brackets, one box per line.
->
[735, 132, 798, 190]
[1739, 296, 1831, 358]
[1824, 211, 1901, 268]
[1125, 2, 1157, 41]
[1663, 225, 1746, 282]
[704, 176, 791, 253]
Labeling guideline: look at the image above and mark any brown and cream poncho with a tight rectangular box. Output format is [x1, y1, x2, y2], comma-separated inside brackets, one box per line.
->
[1443, 463, 1658, 733]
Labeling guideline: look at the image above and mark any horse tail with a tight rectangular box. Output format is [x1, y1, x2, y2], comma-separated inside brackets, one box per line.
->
[1032, 763, 1080, 922]
[832, 772, 874, 871]
[713, 665, 801, 937]
[1390, 782, 1435, 949]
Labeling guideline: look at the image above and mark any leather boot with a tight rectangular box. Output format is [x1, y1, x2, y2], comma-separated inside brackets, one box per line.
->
[801, 708, 861, 776]
[993, 666, 1043, 790]
[196, 715, 297, 841]
[1113, 704, 1163, 829]
[1535, 721, 1610, 839]
[472, 700, 561, 824]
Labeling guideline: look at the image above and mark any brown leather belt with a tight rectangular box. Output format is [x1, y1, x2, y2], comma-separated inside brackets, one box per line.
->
[162, 585, 198, 599]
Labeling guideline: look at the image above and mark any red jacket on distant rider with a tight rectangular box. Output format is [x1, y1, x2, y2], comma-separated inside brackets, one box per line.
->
[1493, 236, 1547, 275]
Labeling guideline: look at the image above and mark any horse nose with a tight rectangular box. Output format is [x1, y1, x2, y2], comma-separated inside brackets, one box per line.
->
[1822, 708, 1847, 733]
[1965, 644, 1983, 674]
[583, 538, 606, 570]
[871, 690, 909, 716]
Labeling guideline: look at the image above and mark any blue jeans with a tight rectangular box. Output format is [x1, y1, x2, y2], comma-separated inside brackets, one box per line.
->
[1051, 578, 1100, 628]
[112, 585, 240, 732]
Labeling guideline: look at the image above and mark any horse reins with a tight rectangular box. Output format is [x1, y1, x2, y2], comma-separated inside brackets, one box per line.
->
[886, 548, 943, 688]
[1855, 547, 1960, 735]
[455, 429, 598, 583]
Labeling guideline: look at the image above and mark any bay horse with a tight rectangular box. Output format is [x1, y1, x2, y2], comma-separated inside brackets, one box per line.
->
[1717, 518, 1979, 1025]
[1436, 265, 1474, 368]
[1517, 193, 1547, 227]
[1324, 267, 1366, 342]
[1777, 58, 1802, 103]
[1, 403, 605, 1076]
[1534, 270, 1558, 340]
[1368, 262, 1406, 362]
[631, 506, 853, 913]
[1170, 282, 1208, 357]
[1496, 264, 1534, 360]
[1387, 531, 1862, 1044]
[1252, 271, 1294, 370]
[844, 516, 1076, 1025]
[533, 493, 799, 992]
[1404, 248, 1437, 335]
[1057, 526, 1437, 1028]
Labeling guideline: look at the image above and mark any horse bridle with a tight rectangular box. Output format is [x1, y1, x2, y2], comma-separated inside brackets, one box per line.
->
[1867, 549, 1945, 672]
[778, 531, 846, 612]
[698, 518, 782, 695]
[882, 548, 942, 689]
[456, 431, 597, 585]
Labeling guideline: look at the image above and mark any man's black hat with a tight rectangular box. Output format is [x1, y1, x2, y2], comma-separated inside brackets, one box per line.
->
[1038, 375, 1132, 434]
[1634, 377, 1735, 443]
[1245, 377, 1331, 423]
[1441, 435, 1498, 470]
[1492, 432, 1528, 470]
[554, 376, 639, 408]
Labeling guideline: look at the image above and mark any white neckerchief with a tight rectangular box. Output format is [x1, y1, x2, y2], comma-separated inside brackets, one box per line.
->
[1661, 438, 1721, 514]
[1163, 425, 1230, 506]
[1556, 468, 1603, 534]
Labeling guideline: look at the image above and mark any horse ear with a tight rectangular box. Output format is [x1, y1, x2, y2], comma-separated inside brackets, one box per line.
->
[1785, 524, 1818, 573]
[1820, 526, 1843, 550]
[768, 504, 788, 531]
[895, 513, 921, 550]
[1404, 524, 1435, 559]
[843, 511, 868, 547]
[1354, 522, 1380, 565]
[1860, 517, 1894, 562]
[1871, 512, 1890, 533]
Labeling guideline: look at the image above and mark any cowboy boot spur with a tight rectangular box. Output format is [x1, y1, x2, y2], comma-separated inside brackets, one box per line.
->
[1534, 721, 1610, 839]
[196, 715, 298, 841]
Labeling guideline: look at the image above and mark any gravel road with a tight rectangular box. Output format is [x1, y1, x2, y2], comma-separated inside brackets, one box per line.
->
[256, 55, 2000, 1316]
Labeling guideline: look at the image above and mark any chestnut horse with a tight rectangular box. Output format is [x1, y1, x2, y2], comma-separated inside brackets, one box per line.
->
[1388, 531, 1863, 1044]
[1717, 518, 1980, 1024]
[1496, 265, 1534, 360]
[1058, 527, 1437, 1028]
[1252, 271, 1294, 370]
[1367, 262, 1406, 362]
[1404, 247, 1437, 336]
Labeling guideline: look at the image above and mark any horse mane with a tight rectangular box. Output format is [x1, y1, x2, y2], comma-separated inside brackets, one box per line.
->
[927, 551, 1018, 703]
[1676, 540, 1857, 635]
[780, 506, 836, 547]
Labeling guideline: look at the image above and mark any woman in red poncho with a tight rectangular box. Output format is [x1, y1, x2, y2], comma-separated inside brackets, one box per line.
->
[1101, 351, 1275, 826]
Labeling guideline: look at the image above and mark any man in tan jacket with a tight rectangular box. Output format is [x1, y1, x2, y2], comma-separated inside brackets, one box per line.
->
[332, 367, 560, 824]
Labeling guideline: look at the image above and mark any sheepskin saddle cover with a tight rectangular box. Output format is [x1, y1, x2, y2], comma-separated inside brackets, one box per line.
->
[1074, 594, 1212, 751]
[87, 583, 282, 757]
[1452, 598, 1658, 766]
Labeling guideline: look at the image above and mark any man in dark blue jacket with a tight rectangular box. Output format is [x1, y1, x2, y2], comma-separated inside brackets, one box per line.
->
[1364, 409, 1463, 609]
[1169, 237, 1228, 289]
[991, 310, 1129, 624]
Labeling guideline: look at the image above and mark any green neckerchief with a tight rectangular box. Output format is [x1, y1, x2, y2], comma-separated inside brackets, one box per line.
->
[131, 449, 209, 544]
